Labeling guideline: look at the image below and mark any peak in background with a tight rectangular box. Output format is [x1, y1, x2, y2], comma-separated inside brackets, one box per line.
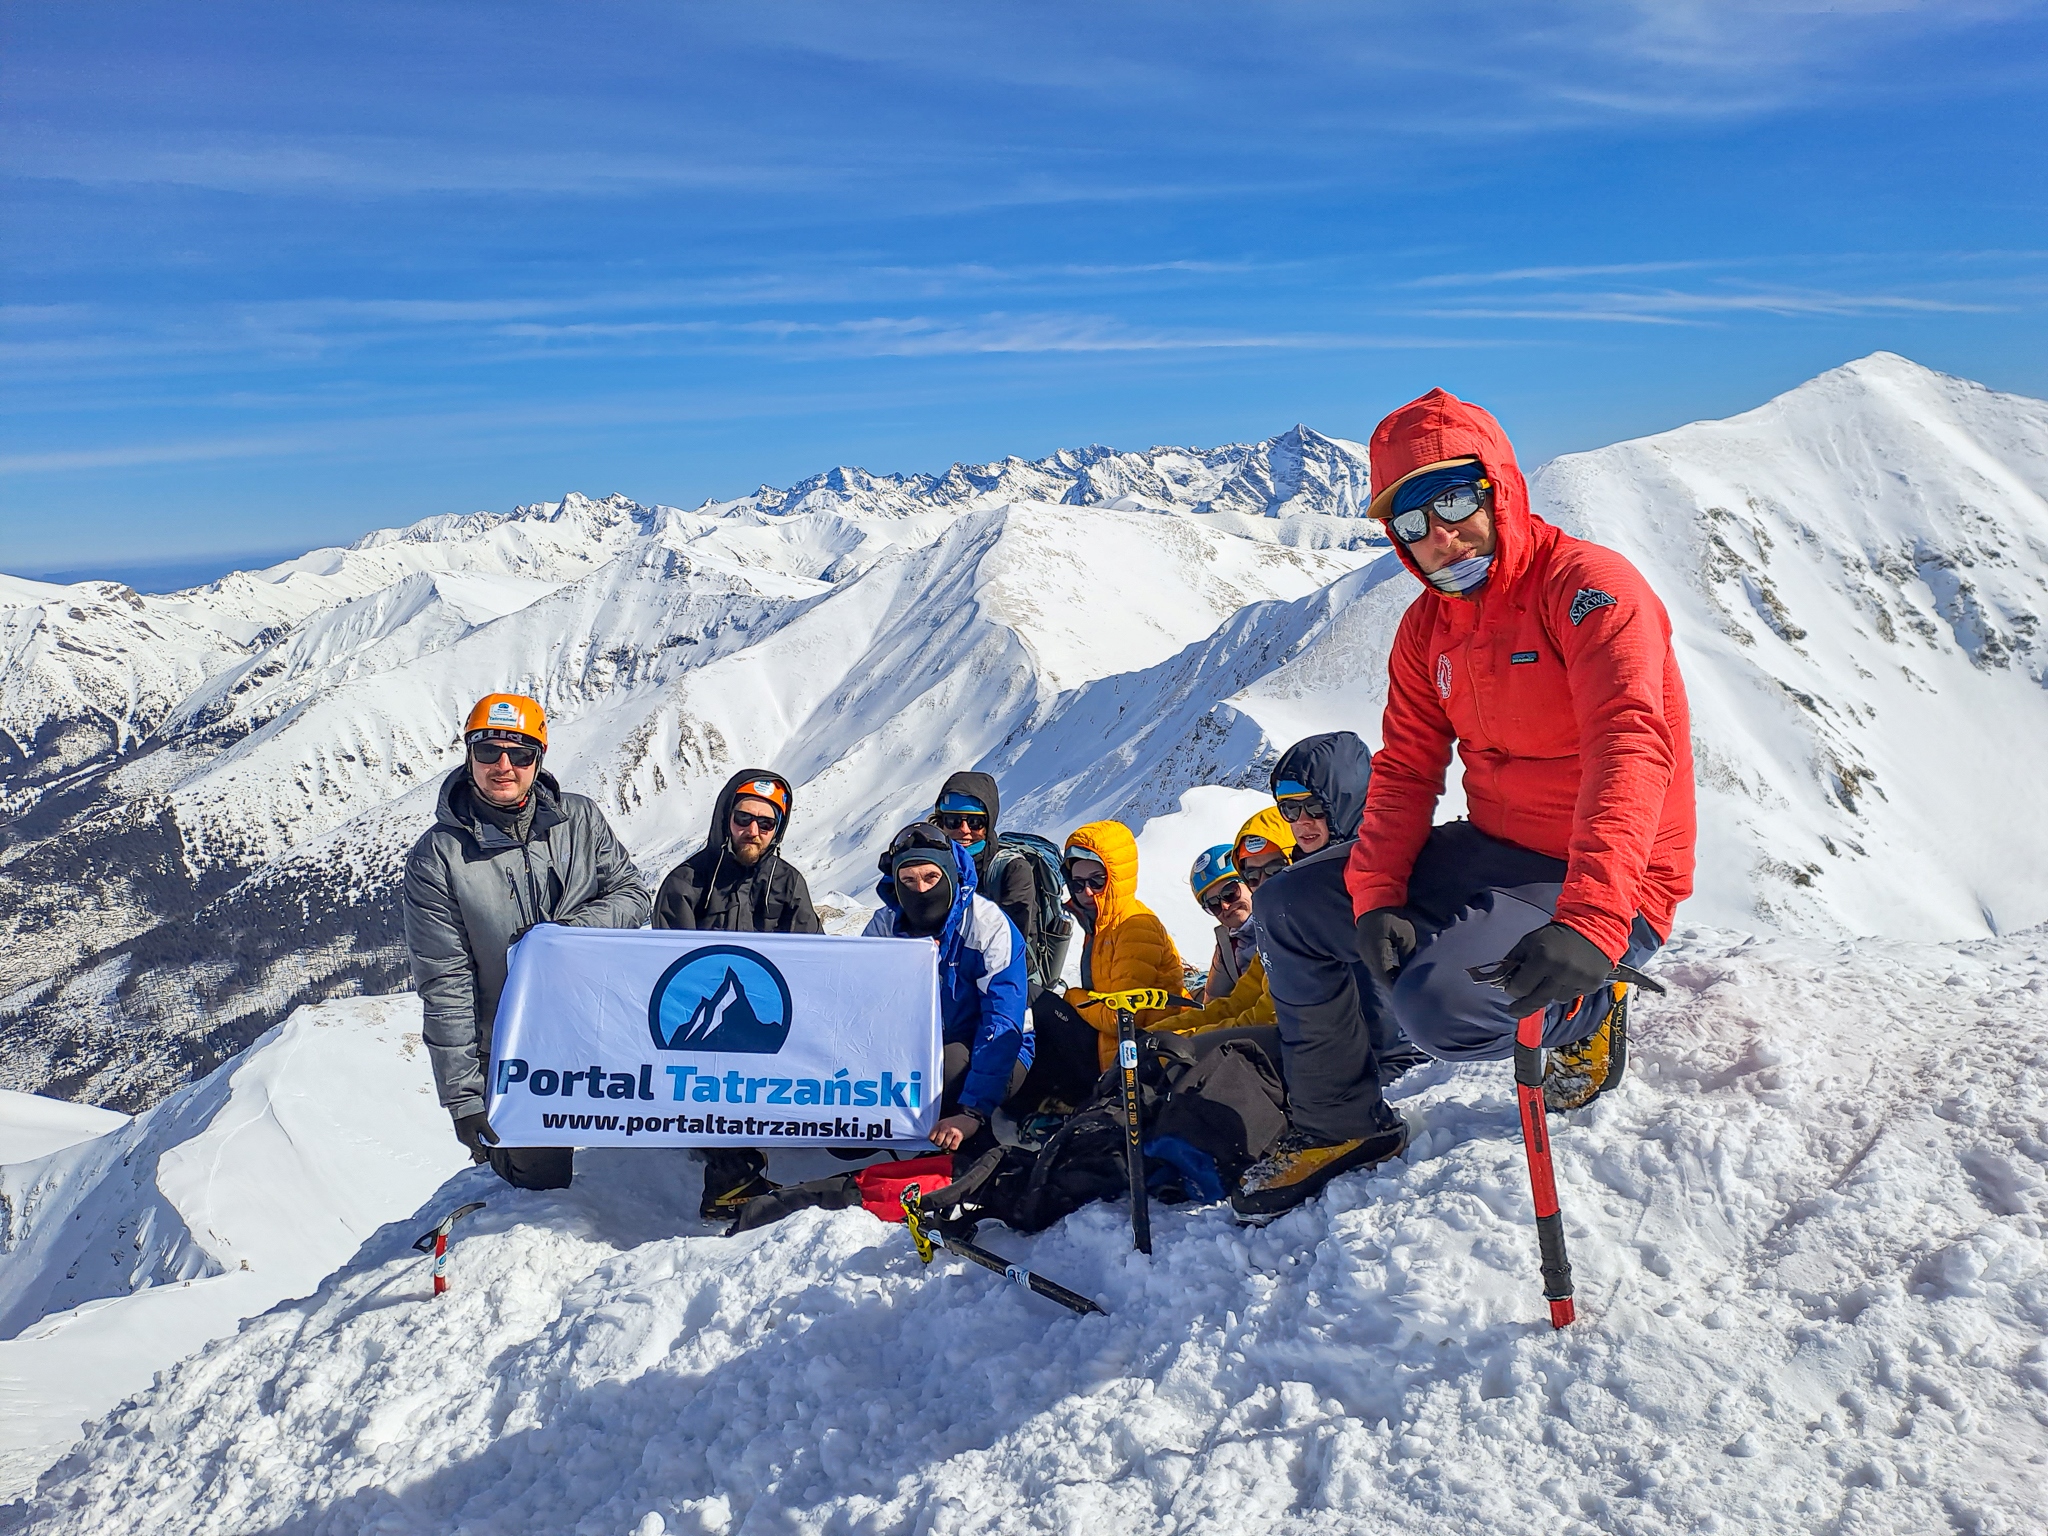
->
[2, 355, 2045, 1115]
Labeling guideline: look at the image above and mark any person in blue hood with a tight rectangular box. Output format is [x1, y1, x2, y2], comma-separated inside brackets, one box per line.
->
[863, 821, 1033, 1155]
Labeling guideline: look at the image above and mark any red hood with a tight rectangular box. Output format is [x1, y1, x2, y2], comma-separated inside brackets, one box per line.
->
[1368, 388, 1537, 598]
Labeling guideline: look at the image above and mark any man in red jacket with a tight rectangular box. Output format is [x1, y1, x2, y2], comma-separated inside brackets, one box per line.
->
[1243, 387, 1695, 1217]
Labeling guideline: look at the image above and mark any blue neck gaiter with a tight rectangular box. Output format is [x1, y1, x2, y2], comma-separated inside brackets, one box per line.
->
[1427, 554, 1493, 594]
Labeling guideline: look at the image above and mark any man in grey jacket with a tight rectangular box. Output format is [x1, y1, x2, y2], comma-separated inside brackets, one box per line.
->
[401, 692, 652, 1190]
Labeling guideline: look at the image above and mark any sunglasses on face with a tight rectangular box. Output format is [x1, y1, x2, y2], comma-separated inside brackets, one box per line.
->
[1239, 858, 1286, 889]
[1067, 869, 1108, 895]
[1390, 480, 1491, 545]
[935, 812, 988, 833]
[471, 743, 538, 768]
[730, 810, 781, 833]
[1277, 797, 1328, 824]
[1199, 878, 1246, 916]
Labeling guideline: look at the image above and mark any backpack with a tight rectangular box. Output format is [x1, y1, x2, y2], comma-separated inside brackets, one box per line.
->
[970, 1031, 1291, 1233]
[988, 832, 1074, 991]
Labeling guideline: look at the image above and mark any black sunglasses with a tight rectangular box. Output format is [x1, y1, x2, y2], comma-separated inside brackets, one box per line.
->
[1199, 879, 1246, 916]
[730, 810, 781, 832]
[1277, 797, 1328, 824]
[1239, 857, 1286, 889]
[935, 812, 988, 832]
[1067, 869, 1108, 894]
[471, 743, 538, 768]
[1390, 479, 1491, 545]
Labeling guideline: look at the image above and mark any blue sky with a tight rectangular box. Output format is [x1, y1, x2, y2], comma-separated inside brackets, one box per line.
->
[4, 1, 2045, 583]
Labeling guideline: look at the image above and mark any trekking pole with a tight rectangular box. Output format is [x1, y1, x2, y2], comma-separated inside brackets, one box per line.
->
[900, 1185, 1106, 1316]
[412, 1201, 486, 1298]
[1086, 988, 1197, 1257]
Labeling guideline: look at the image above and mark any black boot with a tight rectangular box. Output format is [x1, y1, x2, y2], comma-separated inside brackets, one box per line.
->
[700, 1148, 776, 1219]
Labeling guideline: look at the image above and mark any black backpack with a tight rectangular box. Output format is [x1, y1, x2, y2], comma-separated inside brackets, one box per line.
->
[958, 1032, 1291, 1234]
[988, 832, 1074, 991]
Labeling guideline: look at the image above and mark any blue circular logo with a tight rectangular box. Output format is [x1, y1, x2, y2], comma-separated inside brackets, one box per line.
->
[647, 944, 793, 1055]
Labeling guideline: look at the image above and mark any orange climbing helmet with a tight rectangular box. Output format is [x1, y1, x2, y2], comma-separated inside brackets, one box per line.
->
[463, 693, 548, 751]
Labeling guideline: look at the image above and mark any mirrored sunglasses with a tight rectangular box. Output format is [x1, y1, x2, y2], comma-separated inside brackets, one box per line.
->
[1277, 797, 1328, 824]
[470, 742, 538, 768]
[936, 811, 988, 832]
[1390, 479, 1490, 545]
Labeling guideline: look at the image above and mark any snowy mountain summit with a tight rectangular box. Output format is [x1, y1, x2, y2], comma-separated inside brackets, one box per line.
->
[2, 355, 2047, 1532]
[5, 357, 2048, 1116]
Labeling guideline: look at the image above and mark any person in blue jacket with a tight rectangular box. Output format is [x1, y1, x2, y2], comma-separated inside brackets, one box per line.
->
[864, 821, 1033, 1155]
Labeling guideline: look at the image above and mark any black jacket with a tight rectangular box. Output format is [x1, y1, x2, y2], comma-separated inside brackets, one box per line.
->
[1269, 732, 1373, 843]
[937, 770, 1039, 969]
[653, 768, 822, 934]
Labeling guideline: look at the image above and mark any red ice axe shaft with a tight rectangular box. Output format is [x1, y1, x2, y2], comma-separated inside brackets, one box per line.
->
[413, 1201, 486, 1297]
[1512, 1008, 1574, 1328]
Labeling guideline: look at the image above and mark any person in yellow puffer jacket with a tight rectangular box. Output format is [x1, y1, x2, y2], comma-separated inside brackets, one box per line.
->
[1173, 807, 1296, 1038]
[1060, 820, 1185, 1067]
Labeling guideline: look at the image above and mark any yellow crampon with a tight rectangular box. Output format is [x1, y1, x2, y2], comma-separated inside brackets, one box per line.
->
[900, 1183, 935, 1264]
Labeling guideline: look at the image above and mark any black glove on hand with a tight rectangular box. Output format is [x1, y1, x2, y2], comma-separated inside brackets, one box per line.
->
[453, 1111, 500, 1164]
[1494, 922, 1614, 1013]
[1355, 907, 1419, 986]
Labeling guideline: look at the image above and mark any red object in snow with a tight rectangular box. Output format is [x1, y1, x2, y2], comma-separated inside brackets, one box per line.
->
[854, 1154, 958, 1222]
[1512, 1009, 1575, 1328]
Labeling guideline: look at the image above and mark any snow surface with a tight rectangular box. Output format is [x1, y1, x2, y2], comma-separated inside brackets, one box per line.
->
[0, 1095, 125, 1168]
[5, 355, 2048, 1529]
[8, 927, 2047, 1533]
[0, 998, 465, 1497]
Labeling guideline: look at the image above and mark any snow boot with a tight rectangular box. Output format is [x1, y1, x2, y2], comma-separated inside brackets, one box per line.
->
[1229, 1112, 1409, 1221]
[1544, 982, 1630, 1112]
[700, 1148, 777, 1220]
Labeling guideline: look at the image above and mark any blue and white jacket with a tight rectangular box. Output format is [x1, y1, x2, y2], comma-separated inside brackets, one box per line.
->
[864, 840, 1033, 1117]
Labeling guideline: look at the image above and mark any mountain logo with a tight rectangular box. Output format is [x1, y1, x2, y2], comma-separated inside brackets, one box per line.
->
[647, 945, 794, 1055]
[1570, 587, 1618, 626]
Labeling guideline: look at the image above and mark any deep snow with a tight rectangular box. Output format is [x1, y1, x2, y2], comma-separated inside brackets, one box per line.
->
[5, 354, 2048, 1531]
[8, 926, 2047, 1534]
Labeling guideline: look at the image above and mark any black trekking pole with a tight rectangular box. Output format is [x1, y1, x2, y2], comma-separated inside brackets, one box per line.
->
[1086, 988, 1197, 1256]
[900, 1184, 1105, 1316]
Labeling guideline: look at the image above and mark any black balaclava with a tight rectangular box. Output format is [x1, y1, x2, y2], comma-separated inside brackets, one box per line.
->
[881, 823, 960, 935]
[893, 854, 955, 935]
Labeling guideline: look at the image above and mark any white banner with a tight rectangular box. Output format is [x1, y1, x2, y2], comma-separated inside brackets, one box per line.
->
[485, 925, 941, 1149]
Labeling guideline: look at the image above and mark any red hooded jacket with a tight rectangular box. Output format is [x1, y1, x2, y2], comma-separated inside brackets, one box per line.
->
[1345, 390, 1696, 959]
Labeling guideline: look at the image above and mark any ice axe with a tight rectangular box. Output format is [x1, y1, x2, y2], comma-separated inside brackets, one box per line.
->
[1466, 958, 1664, 1329]
[412, 1201, 486, 1297]
[1085, 988, 1197, 1256]
[900, 1183, 1104, 1316]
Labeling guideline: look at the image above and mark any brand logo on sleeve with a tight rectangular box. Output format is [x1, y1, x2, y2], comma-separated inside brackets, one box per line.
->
[1569, 588, 1617, 626]
[648, 945, 793, 1054]
[1436, 653, 1453, 698]
[1510, 650, 1539, 665]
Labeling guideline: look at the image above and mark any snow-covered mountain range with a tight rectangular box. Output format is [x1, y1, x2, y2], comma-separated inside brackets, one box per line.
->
[5, 359, 2047, 1116]
[4, 355, 2048, 1531]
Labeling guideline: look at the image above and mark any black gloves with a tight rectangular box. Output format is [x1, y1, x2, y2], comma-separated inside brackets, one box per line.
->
[1493, 922, 1614, 1013]
[1355, 907, 1418, 985]
[453, 1112, 500, 1164]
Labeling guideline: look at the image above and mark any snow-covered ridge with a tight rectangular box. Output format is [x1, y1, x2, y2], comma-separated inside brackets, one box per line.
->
[4, 357, 2048, 1117]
